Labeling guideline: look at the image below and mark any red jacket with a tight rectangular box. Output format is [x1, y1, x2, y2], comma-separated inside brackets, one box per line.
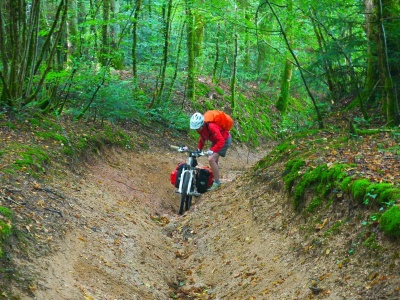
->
[197, 123, 230, 153]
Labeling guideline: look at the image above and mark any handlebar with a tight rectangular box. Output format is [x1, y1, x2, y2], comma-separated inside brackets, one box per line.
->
[170, 145, 205, 157]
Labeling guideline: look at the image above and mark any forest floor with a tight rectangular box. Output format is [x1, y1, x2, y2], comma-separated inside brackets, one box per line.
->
[1, 115, 400, 300]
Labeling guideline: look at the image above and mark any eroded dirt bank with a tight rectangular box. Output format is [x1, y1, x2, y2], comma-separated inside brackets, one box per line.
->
[10, 144, 262, 299]
[9, 143, 400, 300]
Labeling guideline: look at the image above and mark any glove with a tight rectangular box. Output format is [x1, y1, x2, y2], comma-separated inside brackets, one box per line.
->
[206, 150, 214, 156]
[182, 146, 188, 151]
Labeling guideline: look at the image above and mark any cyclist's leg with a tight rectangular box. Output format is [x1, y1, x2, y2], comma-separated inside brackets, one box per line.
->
[208, 152, 220, 182]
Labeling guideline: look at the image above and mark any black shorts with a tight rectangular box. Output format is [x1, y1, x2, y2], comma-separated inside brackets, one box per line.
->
[215, 134, 232, 157]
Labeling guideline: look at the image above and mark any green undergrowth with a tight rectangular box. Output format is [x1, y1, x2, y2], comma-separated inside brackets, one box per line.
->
[0, 115, 135, 176]
[193, 90, 276, 146]
[281, 159, 400, 239]
[0, 207, 13, 259]
[253, 129, 321, 170]
[254, 130, 400, 240]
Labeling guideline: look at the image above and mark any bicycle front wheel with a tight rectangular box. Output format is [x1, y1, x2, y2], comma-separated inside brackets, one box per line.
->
[178, 172, 191, 215]
[185, 183, 193, 212]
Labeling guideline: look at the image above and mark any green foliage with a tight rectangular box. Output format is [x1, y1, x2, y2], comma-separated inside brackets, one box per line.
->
[350, 179, 371, 203]
[340, 177, 353, 192]
[65, 76, 189, 132]
[35, 131, 68, 144]
[365, 183, 400, 206]
[12, 146, 50, 174]
[0, 207, 13, 259]
[307, 197, 323, 213]
[380, 206, 400, 238]
[283, 159, 306, 191]
[349, 179, 400, 207]
[233, 94, 274, 146]
[102, 125, 132, 148]
[362, 233, 381, 250]
[324, 220, 343, 237]
[195, 83, 211, 97]
[253, 137, 300, 172]
[283, 163, 350, 211]
[277, 103, 316, 137]
[214, 86, 224, 96]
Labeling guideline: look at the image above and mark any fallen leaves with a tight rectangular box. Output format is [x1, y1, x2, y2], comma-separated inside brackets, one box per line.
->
[315, 218, 329, 231]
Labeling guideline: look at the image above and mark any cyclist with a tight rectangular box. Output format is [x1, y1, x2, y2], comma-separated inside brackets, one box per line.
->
[189, 112, 232, 191]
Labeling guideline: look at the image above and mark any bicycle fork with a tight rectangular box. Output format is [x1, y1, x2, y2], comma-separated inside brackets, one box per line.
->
[178, 169, 194, 195]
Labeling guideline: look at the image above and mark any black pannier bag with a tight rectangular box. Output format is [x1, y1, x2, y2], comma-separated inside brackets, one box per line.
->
[196, 167, 213, 193]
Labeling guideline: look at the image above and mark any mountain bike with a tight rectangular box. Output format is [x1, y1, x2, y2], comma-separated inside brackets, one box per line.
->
[171, 146, 206, 215]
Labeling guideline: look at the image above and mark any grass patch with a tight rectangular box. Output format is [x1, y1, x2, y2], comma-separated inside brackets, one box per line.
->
[12, 146, 50, 174]
[0, 207, 13, 259]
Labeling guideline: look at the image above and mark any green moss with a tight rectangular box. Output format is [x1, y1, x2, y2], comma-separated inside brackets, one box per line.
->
[365, 183, 398, 205]
[340, 177, 353, 192]
[103, 126, 132, 148]
[287, 163, 351, 211]
[283, 159, 306, 191]
[275, 140, 296, 153]
[35, 131, 68, 144]
[349, 180, 400, 207]
[380, 206, 400, 237]
[0, 207, 12, 219]
[317, 164, 348, 197]
[204, 101, 214, 111]
[5, 121, 16, 129]
[307, 197, 323, 213]
[363, 233, 381, 250]
[350, 179, 371, 203]
[0, 206, 13, 259]
[324, 220, 343, 237]
[12, 146, 50, 174]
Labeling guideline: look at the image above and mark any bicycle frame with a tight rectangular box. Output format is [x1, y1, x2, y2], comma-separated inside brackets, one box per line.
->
[177, 155, 196, 195]
[171, 146, 205, 214]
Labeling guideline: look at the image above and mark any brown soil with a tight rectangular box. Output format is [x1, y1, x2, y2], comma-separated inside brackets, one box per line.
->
[3, 140, 400, 299]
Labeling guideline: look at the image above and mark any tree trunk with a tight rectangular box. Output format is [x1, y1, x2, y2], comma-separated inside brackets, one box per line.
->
[276, 0, 293, 114]
[276, 58, 293, 114]
[375, 0, 399, 125]
[155, 0, 173, 104]
[186, 0, 195, 100]
[100, 0, 110, 66]
[212, 23, 221, 84]
[230, 33, 238, 111]
[362, 0, 399, 126]
[132, 0, 141, 79]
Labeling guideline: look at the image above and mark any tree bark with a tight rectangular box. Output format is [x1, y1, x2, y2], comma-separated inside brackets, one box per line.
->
[132, 0, 141, 79]
[100, 0, 110, 66]
[186, 0, 195, 100]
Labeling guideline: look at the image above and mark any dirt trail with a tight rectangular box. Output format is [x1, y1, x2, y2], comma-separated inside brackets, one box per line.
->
[23, 144, 266, 299]
[16, 143, 400, 300]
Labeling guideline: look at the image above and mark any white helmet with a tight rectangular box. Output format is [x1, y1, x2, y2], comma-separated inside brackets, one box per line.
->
[190, 112, 204, 129]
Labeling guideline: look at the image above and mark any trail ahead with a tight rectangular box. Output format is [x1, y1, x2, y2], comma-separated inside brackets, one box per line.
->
[10, 144, 400, 300]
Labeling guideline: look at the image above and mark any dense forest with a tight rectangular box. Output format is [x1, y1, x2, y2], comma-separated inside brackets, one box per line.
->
[1, 0, 399, 135]
[1, 1, 400, 298]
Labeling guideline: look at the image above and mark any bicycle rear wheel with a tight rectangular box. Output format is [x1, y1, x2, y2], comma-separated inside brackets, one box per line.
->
[178, 172, 191, 215]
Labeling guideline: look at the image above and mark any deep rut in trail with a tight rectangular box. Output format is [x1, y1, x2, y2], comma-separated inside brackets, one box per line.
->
[15, 143, 400, 300]
[23, 144, 265, 300]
